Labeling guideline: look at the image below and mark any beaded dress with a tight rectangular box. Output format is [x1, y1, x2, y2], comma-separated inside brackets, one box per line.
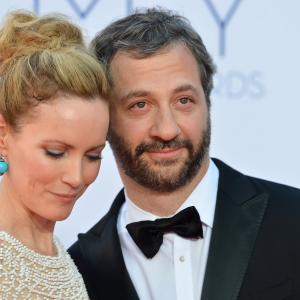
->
[0, 231, 89, 300]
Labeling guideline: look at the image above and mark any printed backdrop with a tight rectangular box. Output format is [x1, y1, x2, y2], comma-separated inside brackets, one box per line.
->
[1, 0, 299, 247]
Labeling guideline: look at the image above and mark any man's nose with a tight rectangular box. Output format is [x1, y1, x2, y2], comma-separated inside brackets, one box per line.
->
[149, 108, 181, 141]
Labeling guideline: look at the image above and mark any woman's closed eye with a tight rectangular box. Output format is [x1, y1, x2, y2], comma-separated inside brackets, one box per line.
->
[45, 149, 65, 159]
[86, 152, 102, 161]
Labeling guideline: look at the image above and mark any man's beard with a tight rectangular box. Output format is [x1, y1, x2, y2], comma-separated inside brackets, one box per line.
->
[108, 119, 211, 192]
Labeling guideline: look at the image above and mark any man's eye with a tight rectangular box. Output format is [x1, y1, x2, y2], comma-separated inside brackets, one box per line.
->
[179, 97, 191, 105]
[45, 149, 64, 158]
[133, 101, 146, 109]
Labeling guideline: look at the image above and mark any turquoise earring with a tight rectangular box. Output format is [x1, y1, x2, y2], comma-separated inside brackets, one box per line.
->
[0, 156, 8, 175]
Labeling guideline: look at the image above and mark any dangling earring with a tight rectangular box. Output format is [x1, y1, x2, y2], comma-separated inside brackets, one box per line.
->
[0, 155, 8, 175]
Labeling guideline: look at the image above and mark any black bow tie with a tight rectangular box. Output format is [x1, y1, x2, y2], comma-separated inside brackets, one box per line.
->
[126, 206, 203, 258]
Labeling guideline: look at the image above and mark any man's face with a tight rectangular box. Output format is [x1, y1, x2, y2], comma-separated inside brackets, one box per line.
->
[109, 43, 210, 192]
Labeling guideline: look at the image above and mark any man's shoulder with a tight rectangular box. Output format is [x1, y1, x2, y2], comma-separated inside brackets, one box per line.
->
[213, 157, 300, 210]
[214, 157, 299, 189]
[248, 175, 300, 221]
[249, 175, 300, 198]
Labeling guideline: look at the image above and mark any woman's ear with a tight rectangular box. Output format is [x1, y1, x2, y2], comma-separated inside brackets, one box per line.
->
[0, 114, 10, 156]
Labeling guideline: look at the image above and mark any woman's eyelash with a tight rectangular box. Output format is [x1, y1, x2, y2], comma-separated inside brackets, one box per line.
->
[45, 150, 103, 161]
[45, 150, 64, 158]
[87, 154, 102, 161]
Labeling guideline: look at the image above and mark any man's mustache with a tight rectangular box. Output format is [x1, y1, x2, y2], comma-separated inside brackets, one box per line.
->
[135, 138, 193, 157]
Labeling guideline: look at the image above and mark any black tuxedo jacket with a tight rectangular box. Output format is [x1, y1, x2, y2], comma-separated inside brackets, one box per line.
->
[69, 159, 300, 300]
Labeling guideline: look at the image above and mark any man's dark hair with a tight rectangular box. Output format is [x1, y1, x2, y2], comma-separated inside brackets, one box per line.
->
[91, 8, 216, 107]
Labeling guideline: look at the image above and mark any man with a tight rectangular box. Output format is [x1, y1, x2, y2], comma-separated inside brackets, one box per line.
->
[69, 8, 300, 300]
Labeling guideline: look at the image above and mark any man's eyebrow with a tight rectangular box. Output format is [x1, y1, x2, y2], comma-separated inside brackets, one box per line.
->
[120, 90, 150, 102]
[119, 84, 198, 102]
[173, 84, 198, 94]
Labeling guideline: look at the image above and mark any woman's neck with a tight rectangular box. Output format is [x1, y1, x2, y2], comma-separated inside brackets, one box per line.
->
[0, 178, 56, 256]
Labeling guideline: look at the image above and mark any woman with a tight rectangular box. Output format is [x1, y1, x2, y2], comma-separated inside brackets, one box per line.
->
[0, 10, 109, 299]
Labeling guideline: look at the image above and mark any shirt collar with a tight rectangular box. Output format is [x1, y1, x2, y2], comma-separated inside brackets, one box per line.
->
[123, 159, 219, 229]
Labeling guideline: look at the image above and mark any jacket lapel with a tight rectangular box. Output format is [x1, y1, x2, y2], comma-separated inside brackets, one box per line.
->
[77, 190, 139, 300]
[201, 159, 269, 300]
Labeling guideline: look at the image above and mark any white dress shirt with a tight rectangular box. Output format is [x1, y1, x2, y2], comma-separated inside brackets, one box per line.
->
[117, 160, 219, 300]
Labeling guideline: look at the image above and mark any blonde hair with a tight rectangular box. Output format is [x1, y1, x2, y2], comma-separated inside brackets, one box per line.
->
[0, 10, 108, 128]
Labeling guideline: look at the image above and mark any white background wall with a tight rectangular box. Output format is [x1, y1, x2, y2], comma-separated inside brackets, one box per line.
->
[1, 0, 299, 247]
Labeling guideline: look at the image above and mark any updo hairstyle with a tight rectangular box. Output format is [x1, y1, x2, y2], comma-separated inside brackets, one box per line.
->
[0, 10, 108, 129]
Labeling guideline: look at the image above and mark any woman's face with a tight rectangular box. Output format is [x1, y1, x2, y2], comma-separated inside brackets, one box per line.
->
[3, 94, 109, 222]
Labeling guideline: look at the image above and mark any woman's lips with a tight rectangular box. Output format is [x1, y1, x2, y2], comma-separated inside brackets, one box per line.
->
[49, 191, 79, 202]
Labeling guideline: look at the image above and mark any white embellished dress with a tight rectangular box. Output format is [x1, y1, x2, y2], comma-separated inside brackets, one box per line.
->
[0, 231, 90, 300]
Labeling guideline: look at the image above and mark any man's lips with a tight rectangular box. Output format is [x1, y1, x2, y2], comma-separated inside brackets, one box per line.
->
[145, 147, 185, 159]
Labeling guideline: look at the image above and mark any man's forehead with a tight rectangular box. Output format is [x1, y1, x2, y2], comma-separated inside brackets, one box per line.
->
[111, 41, 192, 63]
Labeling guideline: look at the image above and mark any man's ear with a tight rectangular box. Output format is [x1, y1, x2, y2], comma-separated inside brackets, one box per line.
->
[0, 114, 10, 156]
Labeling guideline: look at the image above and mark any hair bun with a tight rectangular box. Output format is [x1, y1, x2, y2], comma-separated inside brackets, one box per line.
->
[0, 10, 83, 70]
